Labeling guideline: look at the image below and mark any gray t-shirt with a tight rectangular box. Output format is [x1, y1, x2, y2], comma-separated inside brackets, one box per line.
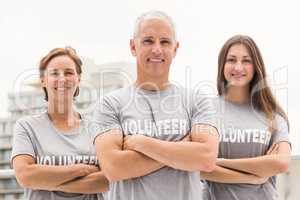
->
[203, 96, 290, 200]
[11, 112, 103, 200]
[91, 84, 217, 200]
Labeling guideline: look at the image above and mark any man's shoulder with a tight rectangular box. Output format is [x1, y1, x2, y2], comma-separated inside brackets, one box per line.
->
[98, 85, 134, 108]
[106, 85, 134, 98]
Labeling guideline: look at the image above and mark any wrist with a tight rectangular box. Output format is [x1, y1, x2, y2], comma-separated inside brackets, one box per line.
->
[74, 164, 93, 177]
[134, 135, 149, 152]
[74, 164, 87, 177]
[216, 158, 226, 165]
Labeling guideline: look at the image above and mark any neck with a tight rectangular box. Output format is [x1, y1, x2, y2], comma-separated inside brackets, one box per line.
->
[136, 66, 170, 91]
[225, 86, 250, 104]
[47, 100, 78, 122]
[135, 79, 170, 91]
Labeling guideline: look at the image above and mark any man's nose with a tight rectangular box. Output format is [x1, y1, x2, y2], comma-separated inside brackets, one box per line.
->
[151, 41, 163, 55]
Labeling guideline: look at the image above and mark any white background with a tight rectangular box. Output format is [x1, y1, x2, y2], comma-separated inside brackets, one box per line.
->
[0, 0, 299, 153]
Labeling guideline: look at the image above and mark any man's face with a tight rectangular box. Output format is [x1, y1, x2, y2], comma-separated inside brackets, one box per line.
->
[130, 18, 179, 81]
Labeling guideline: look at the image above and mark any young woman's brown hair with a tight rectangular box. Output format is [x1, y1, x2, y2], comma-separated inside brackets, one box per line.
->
[217, 35, 289, 131]
[39, 46, 82, 101]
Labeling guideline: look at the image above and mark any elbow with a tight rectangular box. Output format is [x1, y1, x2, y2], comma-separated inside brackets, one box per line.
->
[16, 178, 29, 188]
[197, 147, 217, 172]
[103, 171, 122, 182]
[100, 183, 110, 193]
[94, 175, 110, 193]
[279, 164, 289, 174]
[101, 167, 117, 182]
[198, 136, 218, 172]
[275, 154, 290, 173]
[101, 163, 124, 182]
[202, 163, 216, 172]
[199, 156, 217, 172]
[278, 159, 290, 173]
[202, 144, 218, 172]
[15, 172, 33, 188]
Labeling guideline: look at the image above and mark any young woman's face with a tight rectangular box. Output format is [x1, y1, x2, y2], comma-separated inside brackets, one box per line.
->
[41, 55, 80, 102]
[224, 43, 255, 88]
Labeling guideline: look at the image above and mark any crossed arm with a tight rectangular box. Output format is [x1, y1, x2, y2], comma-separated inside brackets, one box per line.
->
[200, 142, 291, 184]
[12, 155, 109, 193]
[94, 124, 219, 182]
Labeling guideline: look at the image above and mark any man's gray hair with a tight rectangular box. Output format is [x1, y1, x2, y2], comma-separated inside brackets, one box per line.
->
[133, 10, 177, 40]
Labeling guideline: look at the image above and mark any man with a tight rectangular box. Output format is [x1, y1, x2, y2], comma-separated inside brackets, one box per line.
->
[92, 11, 219, 200]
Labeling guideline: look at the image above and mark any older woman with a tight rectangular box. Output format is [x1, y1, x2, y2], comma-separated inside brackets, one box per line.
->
[11, 47, 108, 200]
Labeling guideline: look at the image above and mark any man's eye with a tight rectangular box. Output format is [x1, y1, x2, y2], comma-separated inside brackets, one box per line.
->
[143, 39, 153, 44]
[161, 40, 170, 45]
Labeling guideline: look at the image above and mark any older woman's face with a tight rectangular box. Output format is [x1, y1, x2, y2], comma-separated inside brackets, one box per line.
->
[41, 55, 80, 103]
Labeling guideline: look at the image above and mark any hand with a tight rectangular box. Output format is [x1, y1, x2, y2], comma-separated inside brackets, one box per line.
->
[216, 158, 226, 166]
[123, 134, 148, 151]
[249, 174, 269, 185]
[266, 143, 279, 155]
[180, 134, 191, 142]
[75, 164, 99, 177]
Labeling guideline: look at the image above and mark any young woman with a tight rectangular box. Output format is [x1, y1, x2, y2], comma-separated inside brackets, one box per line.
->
[201, 35, 291, 200]
[11, 47, 108, 200]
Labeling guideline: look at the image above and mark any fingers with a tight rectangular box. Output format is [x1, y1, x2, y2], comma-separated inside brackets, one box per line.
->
[249, 175, 269, 185]
[267, 144, 276, 154]
[123, 135, 132, 150]
[267, 143, 279, 155]
[258, 177, 269, 184]
[78, 164, 99, 176]
[87, 165, 100, 173]
[181, 134, 191, 142]
[123, 137, 129, 150]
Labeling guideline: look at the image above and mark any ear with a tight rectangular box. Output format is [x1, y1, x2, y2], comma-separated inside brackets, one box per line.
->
[173, 41, 179, 58]
[40, 77, 46, 87]
[78, 75, 81, 83]
[130, 39, 137, 57]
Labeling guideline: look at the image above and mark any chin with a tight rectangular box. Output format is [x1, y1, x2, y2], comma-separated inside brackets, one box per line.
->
[228, 80, 251, 87]
[145, 68, 166, 77]
[230, 83, 250, 88]
[53, 94, 74, 101]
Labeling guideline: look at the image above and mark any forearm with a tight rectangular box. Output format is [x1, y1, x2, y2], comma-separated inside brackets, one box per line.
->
[17, 164, 88, 190]
[200, 165, 261, 184]
[134, 138, 215, 171]
[101, 149, 164, 181]
[95, 131, 164, 182]
[217, 154, 290, 177]
[56, 171, 109, 194]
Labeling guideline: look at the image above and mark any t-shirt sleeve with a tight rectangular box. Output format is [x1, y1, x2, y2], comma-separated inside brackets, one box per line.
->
[10, 119, 36, 164]
[270, 114, 291, 147]
[191, 90, 219, 132]
[90, 95, 122, 144]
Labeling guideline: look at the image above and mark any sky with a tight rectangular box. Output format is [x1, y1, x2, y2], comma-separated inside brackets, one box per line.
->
[0, 0, 299, 153]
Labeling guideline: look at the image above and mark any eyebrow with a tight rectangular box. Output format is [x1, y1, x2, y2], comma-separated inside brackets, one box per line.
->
[48, 68, 75, 71]
[64, 68, 76, 71]
[141, 36, 154, 40]
[160, 37, 172, 41]
[141, 36, 172, 40]
[227, 55, 252, 58]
